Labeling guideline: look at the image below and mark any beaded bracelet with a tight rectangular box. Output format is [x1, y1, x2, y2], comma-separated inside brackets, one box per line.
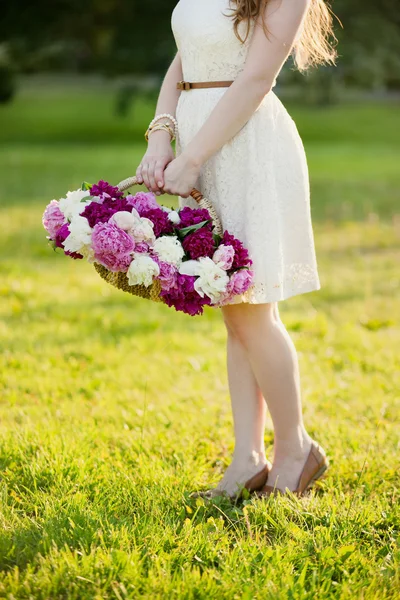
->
[148, 113, 178, 137]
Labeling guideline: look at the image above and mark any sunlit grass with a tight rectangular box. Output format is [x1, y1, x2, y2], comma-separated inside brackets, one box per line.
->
[0, 86, 399, 598]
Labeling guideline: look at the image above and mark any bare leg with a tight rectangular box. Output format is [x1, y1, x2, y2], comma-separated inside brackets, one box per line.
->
[221, 301, 313, 492]
[211, 327, 270, 497]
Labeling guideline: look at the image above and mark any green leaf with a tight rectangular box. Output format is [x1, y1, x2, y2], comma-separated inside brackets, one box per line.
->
[337, 545, 356, 562]
[177, 220, 211, 237]
[80, 195, 94, 202]
[213, 233, 222, 245]
[320, 547, 336, 561]
[297, 559, 309, 587]
[81, 181, 92, 191]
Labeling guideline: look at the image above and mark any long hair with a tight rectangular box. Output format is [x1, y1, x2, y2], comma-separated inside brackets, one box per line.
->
[227, 0, 338, 71]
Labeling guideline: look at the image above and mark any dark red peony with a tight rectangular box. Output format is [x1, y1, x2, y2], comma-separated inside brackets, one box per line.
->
[182, 227, 215, 259]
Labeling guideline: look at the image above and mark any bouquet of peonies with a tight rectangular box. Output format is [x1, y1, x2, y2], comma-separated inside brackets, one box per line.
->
[42, 179, 253, 316]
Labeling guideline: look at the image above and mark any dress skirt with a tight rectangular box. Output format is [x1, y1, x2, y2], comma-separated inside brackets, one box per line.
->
[175, 88, 321, 304]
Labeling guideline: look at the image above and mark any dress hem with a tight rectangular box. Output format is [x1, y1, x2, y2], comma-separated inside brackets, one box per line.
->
[212, 281, 321, 308]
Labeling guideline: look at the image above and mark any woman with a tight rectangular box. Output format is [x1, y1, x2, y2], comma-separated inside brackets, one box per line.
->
[136, 0, 337, 499]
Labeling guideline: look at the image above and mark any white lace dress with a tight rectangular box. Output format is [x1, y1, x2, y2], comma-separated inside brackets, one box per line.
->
[171, 0, 320, 304]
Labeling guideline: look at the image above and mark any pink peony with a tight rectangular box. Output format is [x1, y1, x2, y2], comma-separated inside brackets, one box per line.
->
[182, 227, 215, 259]
[134, 241, 150, 253]
[152, 256, 178, 291]
[177, 206, 212, 230]
[228, 269, 254, 295]
[222, 231, 252, 269]
[214, 269, 254, 306]
[213, 244, 235, 270]
[127, 191, 159, 214]
[92, 221, 135, 272]
[54, 223, 83, 260]
[42, 200, 66, 239]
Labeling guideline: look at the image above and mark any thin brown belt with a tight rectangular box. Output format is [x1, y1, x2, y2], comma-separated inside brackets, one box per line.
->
[177, 80, 234, 91]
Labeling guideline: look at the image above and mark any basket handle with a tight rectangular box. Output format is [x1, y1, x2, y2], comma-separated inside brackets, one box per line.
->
[116, 176, 223, 236]
[117, 175, 202, 203]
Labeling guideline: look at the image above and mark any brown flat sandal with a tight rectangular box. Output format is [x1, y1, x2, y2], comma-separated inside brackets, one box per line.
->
[191, 463, 271, 500]
[256, 441, 328, 498]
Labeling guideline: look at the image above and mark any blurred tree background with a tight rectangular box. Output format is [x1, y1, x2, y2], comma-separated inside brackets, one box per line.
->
[1, 0, 400, 106]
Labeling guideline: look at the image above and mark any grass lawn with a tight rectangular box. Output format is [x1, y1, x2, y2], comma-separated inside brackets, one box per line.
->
[0, 82, 399, 598]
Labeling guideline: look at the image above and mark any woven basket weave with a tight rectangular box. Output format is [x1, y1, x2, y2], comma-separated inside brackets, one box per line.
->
[94, 176, 223, 301]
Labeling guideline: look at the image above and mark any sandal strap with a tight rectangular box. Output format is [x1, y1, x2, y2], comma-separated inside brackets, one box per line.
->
[243, 463, 270, 492]
[257, 441, 329, 498]
[294, 441, 328, 495]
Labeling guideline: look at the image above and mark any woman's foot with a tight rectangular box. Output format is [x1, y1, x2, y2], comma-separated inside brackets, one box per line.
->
[265, 435, 313, 493]
[258, 438, 328, 497]
[192, 451, 271, 500]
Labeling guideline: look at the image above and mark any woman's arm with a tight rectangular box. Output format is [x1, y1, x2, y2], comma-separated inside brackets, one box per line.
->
[161, 0, 311, 196]
[136, 51, 183, 193]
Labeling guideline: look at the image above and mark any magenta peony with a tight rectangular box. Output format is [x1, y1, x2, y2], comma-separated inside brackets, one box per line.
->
[160, 274, 211, 316]
[182, 227, 215, 259]
[177, 206, 212, 230]
[92, 222, 135, 272]
[127, 191, 159, 214]
[42, 200, 66, 239]
[81, 197, 132, 228]
[222, 231, 252, 269]
[89, 180, 123, 200]
[139, 207, 174, 237]
[54, 223, 83, 260]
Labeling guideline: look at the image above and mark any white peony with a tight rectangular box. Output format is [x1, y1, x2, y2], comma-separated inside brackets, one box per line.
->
[62, 215, 93, 253]
[161, 206, 172, 213]
[131, 217, 156, 245]
[167, 210, 181, 225]
[152, 235, 185, 266]
[179, 257, 229, 303]
[127, 253, 160, 287]
[59, 189, 96, 220]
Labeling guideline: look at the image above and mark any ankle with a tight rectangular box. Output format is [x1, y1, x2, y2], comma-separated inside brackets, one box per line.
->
[232, 449, 267, 468]
[273, 430, 313, 463]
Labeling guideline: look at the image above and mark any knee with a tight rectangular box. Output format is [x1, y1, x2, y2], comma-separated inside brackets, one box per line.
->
[222, 303, 277, 348]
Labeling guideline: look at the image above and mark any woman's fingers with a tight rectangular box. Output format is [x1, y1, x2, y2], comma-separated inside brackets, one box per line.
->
[137, 154, 173, 194]
[154, 160, 166, 190]
[141, 162, 151, 190]
[136, 165, 143, 184]
[138, 160, 159, 193]
[145, 159, 169, 195]
[152, 160, 168, 195]
[148, 162, 158, 195]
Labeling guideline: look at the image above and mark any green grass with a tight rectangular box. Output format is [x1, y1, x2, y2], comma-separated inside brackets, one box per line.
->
[0, 82, 399, 599]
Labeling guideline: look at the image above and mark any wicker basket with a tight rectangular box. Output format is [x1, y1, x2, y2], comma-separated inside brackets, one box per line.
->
[93, 176, 223, 301]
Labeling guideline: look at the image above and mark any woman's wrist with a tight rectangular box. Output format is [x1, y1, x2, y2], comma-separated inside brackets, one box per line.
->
[181, 145, 205, 170]
[147, 129, 173, 146]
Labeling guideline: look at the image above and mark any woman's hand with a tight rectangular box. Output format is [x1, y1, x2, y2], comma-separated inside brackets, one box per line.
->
[136, 132, 175, 195]
[161, 153, 202, 198]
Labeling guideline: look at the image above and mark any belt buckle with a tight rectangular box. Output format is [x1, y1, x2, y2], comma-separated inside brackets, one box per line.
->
[177, 80, 192, 91]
